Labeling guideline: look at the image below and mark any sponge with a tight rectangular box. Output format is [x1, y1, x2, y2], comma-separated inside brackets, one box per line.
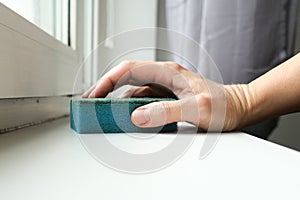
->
[70, 98, 177, 133]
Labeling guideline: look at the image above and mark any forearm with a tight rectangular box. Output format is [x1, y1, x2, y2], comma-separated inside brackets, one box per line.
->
[226, 53, 300, 130]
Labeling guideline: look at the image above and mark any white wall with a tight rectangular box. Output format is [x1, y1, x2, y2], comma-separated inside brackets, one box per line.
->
[105, 0, 158, 63]
[94, 0, 158, 97]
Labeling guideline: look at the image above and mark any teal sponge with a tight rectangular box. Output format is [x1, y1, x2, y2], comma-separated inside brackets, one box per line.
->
[70, 98, 177, 133]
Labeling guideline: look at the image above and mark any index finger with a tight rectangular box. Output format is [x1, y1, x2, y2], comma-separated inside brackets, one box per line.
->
[87, 61, 186, 98]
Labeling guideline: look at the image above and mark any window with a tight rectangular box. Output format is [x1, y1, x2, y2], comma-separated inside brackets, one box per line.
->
[0, 0, 70, 46]
[0, 1, 81, 98]
[0, 0, 84, 132]
[0, 0, 158, 133]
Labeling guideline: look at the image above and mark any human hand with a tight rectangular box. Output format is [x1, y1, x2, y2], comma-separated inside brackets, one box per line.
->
[83, 61, 251, 131]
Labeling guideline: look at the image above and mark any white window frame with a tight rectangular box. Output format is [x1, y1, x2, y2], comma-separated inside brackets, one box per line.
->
[0, 0, 158, 133]
[0, 1, 86, 132]
[0, 2, 83, 98]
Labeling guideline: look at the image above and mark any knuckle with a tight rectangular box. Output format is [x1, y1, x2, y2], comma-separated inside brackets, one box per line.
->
[133, 87, 149, 96]
[160, 101, 181, 123]
[143, 86, 152, 93]
[162, 102, 171, 115]
[120, 60, 135, 67]
[196, 94, 212, 107]
[161, 101, 172, 118]
[164, 61, 182, 71]
[125, 88, 135, 95]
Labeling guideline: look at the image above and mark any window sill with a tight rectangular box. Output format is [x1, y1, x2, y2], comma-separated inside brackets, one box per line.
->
[0, 118, 300, 199]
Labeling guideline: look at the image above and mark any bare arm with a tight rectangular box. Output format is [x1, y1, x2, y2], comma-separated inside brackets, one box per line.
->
[227, 53, 300, 129]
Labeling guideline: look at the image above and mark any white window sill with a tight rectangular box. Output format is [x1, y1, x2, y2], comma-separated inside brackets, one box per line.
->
[0, 118, 300, 200]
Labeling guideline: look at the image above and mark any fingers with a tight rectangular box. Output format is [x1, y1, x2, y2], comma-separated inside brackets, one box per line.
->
[82, 84, 96, 98]
[120, 84, 177, 98]
[88, 69, 129, 98]
[86, 61, 189, 98]
[85, 61, 132, 98]
[120, 86, 154, 98]
[131, 100, 183, 127]
[131, 95, 212, 129]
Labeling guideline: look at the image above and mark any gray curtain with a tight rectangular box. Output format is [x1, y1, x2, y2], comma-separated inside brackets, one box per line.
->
[157, 0, 298, 139]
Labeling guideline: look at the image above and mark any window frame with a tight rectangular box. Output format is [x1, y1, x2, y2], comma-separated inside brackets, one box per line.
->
[0, 2, 83, 98]
[0, 1, 86, 133]
[0, 0, 158, 133]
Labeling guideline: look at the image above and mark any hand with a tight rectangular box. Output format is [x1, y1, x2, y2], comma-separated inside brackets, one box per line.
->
[83, 61, 251, 131]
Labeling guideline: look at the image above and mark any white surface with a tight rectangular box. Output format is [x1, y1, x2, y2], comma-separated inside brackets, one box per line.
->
[0, 118, 300, 200]
[0, 97, 69, 133]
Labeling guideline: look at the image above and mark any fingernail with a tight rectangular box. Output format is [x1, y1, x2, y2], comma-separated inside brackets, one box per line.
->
[132, 108, 150, 126]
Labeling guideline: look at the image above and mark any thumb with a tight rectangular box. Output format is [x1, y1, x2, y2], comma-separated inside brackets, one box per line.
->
[131, 100, 182, 127]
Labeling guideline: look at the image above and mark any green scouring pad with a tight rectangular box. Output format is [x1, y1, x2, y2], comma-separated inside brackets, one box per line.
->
[70, 98, 177, 133]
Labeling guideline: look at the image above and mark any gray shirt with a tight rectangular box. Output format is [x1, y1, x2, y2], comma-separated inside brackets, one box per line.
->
[158, 0, 298, 138]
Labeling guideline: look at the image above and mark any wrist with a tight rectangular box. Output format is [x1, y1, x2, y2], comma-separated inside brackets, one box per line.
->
[224, 84, 256, 131]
